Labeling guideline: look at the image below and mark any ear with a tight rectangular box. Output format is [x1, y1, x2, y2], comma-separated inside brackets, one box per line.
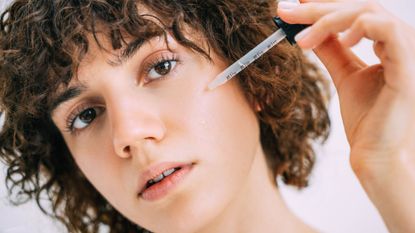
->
[246, 94, 262, 112]
[275, 65, 280, 75]
[254, 101, 262, 112]
[246, 65, 280, 113]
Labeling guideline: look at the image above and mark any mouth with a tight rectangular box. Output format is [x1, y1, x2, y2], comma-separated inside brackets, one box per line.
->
[144, 166, 181, 187]
[138, 162, 195, 202]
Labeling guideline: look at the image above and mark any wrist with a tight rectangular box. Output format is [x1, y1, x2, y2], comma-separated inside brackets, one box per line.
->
[350, 149, 415, 233]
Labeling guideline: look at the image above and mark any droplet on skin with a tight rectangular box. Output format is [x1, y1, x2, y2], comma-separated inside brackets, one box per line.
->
[200, 120, 207, 127]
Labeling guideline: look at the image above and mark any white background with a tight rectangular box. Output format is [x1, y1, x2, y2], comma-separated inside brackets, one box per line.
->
[1, 0, 414, 232]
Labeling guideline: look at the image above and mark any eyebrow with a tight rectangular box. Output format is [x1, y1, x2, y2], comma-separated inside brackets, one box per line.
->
[49, 34, 166, 114]
[49, 85, 86, 114]
[112, 33, 165, 66]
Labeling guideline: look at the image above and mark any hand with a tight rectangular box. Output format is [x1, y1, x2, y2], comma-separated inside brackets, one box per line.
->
[278, 1, 415, 232]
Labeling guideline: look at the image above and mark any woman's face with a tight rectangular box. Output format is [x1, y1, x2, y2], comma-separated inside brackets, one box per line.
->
[51, 32, 262, 232]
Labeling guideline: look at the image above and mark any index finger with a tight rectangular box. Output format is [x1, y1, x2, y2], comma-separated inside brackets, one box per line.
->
[277, 1, 354, 25]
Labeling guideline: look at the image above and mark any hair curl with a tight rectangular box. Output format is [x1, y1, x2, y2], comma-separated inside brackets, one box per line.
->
[0, 0, 330, 232]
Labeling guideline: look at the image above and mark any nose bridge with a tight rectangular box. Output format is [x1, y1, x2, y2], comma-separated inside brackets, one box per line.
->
[109, 90, 166, 158]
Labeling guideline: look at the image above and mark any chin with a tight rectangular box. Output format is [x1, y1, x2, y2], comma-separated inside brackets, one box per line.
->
[140, 202, 222, 233]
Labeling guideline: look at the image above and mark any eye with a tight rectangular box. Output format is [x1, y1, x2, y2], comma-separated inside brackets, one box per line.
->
[143, 52, 179, 84]
[147, 60, 177, 80]
[67, 107, 104, 131]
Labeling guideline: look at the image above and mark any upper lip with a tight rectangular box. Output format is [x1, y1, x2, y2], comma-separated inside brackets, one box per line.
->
[137, 161, 191, 194]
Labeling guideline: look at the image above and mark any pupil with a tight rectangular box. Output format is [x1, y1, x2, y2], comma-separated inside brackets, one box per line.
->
[155, 61, 171, 75]
[79, 109, 96, 123]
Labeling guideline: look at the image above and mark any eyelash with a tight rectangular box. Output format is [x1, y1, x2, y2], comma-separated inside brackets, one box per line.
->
[64, 52, 180, 134]
[142, 53, 179, 83]
[64, 104, 103, 134]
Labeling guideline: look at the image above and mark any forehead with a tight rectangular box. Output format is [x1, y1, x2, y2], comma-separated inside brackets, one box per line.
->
[47, 1, 215, 106]
[75, 25, 207, 77]
[78, 32, 165, 67]
[70, 4, 211, 73]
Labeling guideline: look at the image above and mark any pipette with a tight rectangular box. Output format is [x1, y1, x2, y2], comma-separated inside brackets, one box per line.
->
[208, 17, 309, 90]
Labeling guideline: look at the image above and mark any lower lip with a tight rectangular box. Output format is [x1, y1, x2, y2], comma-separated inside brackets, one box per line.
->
[139, 164, 194, 202]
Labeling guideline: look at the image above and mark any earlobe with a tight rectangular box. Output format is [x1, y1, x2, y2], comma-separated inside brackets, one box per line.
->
[255, 102, 262, 112]
[248, 65, 280, 113]
[246, 95, 262, 113]
[275, 66, 280, 76]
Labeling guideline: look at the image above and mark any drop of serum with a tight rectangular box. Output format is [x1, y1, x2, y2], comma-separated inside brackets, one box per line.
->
[200, 120, 207, 127]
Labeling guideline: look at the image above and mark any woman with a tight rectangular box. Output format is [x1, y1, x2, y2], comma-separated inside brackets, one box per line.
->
[1, 0, 414, 233]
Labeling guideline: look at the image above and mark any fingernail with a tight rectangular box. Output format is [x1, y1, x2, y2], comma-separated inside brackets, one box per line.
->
[294, 27, 311, 43]
[278, 2, 299, 10]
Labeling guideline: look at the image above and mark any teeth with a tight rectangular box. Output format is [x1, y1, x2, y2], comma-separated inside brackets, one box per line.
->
[147, 167, 180, 186]
[163, 168, 176, 177]
[152, 174, 164, 183]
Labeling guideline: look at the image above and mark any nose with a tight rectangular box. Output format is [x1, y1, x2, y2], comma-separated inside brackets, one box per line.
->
[111, 101, 166, 159]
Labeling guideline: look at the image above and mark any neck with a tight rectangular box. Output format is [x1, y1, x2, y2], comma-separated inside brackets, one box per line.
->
[198, 146, 316, 233]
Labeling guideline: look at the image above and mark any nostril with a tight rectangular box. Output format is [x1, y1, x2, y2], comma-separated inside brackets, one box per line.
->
[144, 136, 159, 141]
[123, 145, 131, 154]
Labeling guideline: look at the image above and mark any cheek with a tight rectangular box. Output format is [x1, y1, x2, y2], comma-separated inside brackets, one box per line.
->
[161, 61, 260, 162]
[147, 66, 261, 230]
[194, 83, 259, 160]
[160, 54, 261, 185]
[68, 135, 127, 205]
[193, 79, 260, 182]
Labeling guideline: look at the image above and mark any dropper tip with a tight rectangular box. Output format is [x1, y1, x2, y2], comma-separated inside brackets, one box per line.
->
[207, 76, 227, 91]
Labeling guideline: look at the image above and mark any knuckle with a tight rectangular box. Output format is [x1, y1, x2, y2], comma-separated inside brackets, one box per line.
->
[355, 14, 371, 29]
[382, 18, 402, 38]
[385, 19, 398, 31]
[318, 16, 331, 28]
[360, 0, 382, 13]
[304, 3, 321, 21]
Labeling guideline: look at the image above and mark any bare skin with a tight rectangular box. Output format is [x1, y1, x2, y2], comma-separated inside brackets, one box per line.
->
[278, 1, 415, 232]
[51, 33, 315, 232]
[49, 1, 415, 232]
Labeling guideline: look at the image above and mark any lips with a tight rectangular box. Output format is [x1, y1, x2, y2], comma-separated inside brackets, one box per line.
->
[137, 162, 194, 200]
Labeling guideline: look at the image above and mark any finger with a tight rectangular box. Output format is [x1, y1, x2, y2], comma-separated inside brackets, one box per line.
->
[300, 0, 336, 3]
[373, 41, 386, 61]
[341, 13, 415, 90]
[294, 8, 365, 49]
[300, 0, 368, 3]
[278, 1, 389, 47]
[340, 13, 401, 61]
[313, 36, 367, 90]
[278, 2, 349, 25]
[293, 2, 391, 49]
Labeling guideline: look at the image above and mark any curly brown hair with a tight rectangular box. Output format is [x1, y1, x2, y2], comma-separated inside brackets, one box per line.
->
[0, 0, 330, 232]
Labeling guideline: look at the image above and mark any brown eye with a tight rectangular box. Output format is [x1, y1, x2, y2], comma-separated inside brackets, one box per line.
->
[79, 108, 96, 122]
[155, 61, 171, 75]
[148, 60, 177, 80]
[72, 107, 103, 130]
